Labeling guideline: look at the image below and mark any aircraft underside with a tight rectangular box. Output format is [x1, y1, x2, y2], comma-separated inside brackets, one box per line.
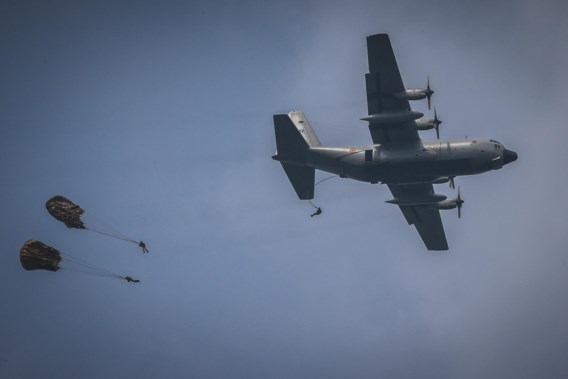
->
[305, 148, 496, 184]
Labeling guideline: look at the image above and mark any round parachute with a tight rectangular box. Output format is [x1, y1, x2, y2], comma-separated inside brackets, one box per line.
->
[44, 195, 146, 253]
[19, 240, 131, 280]
[46, 195, 86, 229]
[20, 240, 62, 272]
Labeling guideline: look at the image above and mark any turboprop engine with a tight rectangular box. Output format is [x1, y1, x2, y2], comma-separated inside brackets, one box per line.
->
[427, 188, 464, 218]
[414, 108, 442, 138]
[395, 77, 434, 109]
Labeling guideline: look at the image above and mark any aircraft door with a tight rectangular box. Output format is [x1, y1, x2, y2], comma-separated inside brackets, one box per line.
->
[365, 149, 373, 163]
[364, 147, 382, 164]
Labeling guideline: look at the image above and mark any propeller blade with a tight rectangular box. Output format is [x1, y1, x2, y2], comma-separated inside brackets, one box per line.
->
[449, 177, 455, 189]
[434, 107, 441, 139]
[426, 76, 434, 110]
[456, 187, 464, 219]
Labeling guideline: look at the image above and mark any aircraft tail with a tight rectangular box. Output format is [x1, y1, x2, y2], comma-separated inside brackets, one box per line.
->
[272, 111, 320, 200]
[280, 164, 315, 200]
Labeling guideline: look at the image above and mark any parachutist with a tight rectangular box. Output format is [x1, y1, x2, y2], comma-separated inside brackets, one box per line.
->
[124, 276, 140, 283]
[310, 207, 322, 217]
[46, 195, 145, 249]
[139, 241, 149, 253]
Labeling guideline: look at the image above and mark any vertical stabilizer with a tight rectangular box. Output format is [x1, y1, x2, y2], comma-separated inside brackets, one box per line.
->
[273, 111, 320, 200]
[288, 111, 321, 147]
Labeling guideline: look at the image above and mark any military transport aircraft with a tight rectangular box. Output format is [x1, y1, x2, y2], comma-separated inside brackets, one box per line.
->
[272, 33, 518, 251]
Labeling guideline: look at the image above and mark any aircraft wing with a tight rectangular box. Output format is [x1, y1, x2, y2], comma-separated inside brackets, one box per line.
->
[365, 34, 420, 145]
[387, 183, 448, 251]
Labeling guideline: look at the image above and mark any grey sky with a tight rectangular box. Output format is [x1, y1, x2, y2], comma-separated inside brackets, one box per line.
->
[1, 0, 567, 378]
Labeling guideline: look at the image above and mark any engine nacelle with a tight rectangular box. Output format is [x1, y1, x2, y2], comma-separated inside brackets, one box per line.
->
[427, 198, 459, 210]
[395, 78, 434, 109]
[399, 89, 428, 101]
[415, 118, 437, 131]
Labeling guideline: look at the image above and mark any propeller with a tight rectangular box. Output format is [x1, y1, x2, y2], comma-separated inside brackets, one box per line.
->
[433, 107, 442, 139]
[426, 76, 434, 110]
[449, 176, 455, 189]
[456, 187, 464, 218]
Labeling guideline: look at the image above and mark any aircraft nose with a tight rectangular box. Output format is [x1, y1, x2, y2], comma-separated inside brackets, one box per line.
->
[503, 149, 518, 165]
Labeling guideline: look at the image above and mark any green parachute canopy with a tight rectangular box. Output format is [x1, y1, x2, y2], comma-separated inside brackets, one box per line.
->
[20, 240, 62, 272]
[46, 195, 86, 229]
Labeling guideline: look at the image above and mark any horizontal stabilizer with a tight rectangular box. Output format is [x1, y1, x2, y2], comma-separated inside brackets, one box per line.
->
[281, 163, 315, 200]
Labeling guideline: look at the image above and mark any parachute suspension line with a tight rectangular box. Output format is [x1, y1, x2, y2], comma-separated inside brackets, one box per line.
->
[315, 175, 338, 186]
[86, 227, 139, 245]
[64, 255, 121, 278]
[84, 212, 140, 244]
[308, 175, 338, 216]
[308, 200, 318, 210]
[62, 253, 124, 279]
[60, 266, 121, 279]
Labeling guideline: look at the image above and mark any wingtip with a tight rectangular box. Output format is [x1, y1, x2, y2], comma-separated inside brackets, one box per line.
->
[429, 247, 449, 252]
[427, 241, 449, 251]
[367, 33, 390, 41]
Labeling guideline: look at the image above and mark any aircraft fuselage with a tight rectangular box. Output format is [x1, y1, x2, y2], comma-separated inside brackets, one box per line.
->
[299, 138, 517, 184]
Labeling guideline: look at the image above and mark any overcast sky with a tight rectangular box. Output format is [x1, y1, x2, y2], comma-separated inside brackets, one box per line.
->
[1, 0, 568, 378]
